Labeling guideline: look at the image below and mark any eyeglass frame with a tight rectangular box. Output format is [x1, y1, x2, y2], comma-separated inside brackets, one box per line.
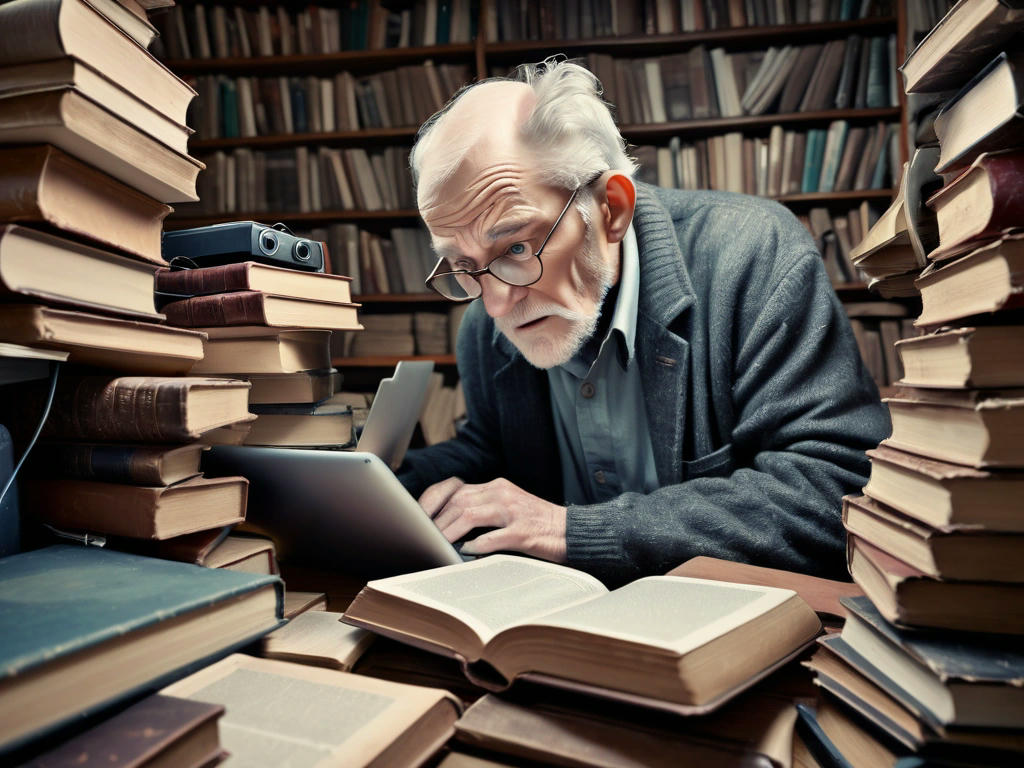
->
[423, 178, 595, 302]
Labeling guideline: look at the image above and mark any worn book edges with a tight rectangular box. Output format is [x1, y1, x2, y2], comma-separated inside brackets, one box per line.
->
[35, 376, 253, 443]
[0, 545, 283, 753]
[927, 150, 1024, 263]
[896, 326, 1024, 388]
[342, 555, 821, 714]
[837, 595, 1024, 728]
[0, 305, 205, 375]
[283, 590, 328, 619]
[161, 654, 460, 768]
[261, 610, 374, 670]
[842, 494, 1024, 582]
[933, 51, 1024, 175]
[163, 291, 361, 332]
[901, 0, 1024, 93]
[243, 401, 354, 447]
[0, 88, 204, 203]
[847, 535, 1024, 635]
[20, 694, 224, 768]
[0, 225, 160, 321]
[0, 145, 170, 264]
[243, 368, 341, 404]
[34, 441, 207, 485]
[25, 474, 248, 539]
[191, 328, 332, 376]
[865, 443, 1024, 532]
[155, 262, 353, 304]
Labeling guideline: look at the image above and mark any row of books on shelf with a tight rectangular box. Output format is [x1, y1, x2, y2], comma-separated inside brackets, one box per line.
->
[633, 121, 897, 201]
[153, 0, 475, 61]
[186, 145, 413, 215]
[188, 62, 473, 138]
[577, 36, 899, 127]
[338, 307, 468, 359]
[486, 0, 893, 40]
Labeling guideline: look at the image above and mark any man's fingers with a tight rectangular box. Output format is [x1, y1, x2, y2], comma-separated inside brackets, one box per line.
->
[459, 527, 515, 556]
[435, 501, 504, 544]
[418, 476, 465, 518]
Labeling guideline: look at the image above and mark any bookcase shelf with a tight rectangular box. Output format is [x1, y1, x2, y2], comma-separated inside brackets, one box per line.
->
[165, 210, 421, 229]
[190, 128, 419, 151]
[333, 354, 457, 368]
[620, 109, 901, 142]
[483, 16, 899, 59]
[164, 43, 477, 76]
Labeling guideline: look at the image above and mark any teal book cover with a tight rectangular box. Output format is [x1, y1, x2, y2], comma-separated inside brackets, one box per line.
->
[0, 545, 283, 753]
[801, 129, 826, 193]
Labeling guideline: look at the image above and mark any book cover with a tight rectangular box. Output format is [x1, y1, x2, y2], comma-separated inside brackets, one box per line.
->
[155, 262, 353, 305]
[162, 290, 361, 331]
[33, 442, 207, 486]
[0, 545, 283, 752]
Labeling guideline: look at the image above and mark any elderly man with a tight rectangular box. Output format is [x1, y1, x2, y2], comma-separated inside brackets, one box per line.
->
[397, 58, 890, 586]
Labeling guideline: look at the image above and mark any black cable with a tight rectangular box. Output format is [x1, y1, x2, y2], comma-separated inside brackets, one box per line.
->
[0, 361, 60, 511]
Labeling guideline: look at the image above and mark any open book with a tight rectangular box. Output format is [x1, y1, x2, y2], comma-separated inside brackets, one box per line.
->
[342, 555, 821, 714]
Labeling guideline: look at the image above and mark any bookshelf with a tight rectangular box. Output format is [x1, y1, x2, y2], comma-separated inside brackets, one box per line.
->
[155, 0, 913, 375]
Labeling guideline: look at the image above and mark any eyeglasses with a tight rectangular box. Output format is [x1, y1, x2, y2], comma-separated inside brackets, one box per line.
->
[424, 184, 583, 302]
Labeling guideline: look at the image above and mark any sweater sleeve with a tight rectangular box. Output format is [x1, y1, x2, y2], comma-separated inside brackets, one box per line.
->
[565, 246, 891, 586]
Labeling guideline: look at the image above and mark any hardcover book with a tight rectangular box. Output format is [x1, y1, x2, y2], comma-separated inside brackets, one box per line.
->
[35, 441, 207, 485]
[243, 368, 341, 404]
[0, 545, 283, 752]
[161, 654, 460, 768]
[261, 610, 375, 670]
[895, 326, 1024, 388]
[342, 555, 821, 714]
[190, 328, 332, 376]
[0, 144, 171, 264]
[243, 402, 354, 447]
[155, 261, 353, 305]
[162, 291, 361, 332]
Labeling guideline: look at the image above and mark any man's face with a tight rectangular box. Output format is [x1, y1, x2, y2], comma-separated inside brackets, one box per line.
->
[422, 169, 615, 368]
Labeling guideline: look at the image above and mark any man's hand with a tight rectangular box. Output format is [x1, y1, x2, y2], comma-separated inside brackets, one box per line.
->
[418, 477, 567, 563]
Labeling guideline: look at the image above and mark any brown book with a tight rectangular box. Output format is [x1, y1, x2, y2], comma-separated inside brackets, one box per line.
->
[261, 610, 374, 670]
[927, 150, 1024, 262]
[933, 51, 1024, 175]
[777, 44, 822, 113]
[244, 368, 340, 404]
[843, 494, 1024, 582]
[0, 0, 195, 123]
[915, 235, 1024, 327]
[201, 534, 277, 574]
[896, 326, 1024, 388]
[805, 695, 903, 766]
[454, 682, 808, 768]
[161, 654, 460, 768]
[22, 694, 224, 768]
[666, 556, 862, 626]
[283, 590, 327, 619]
[0, 304, 205, 374]
[26, 474, 248, 539]
[163, 291, 361, 332]
[847, 534, 1024, 635]
[156, 261, 353, 304]
[0, 145, 170, 264]
[243, 404, 354, 447]
[36, 441, 206, 485]
[37, 376, 253, 443]
[191, 328, 332, 376]
[866, 444, 1024, 532]
[0, 225, 160, 321]
[343, 555, 820, 714]
[0, 88, 202, 203]
[883, 388, 1024, 467]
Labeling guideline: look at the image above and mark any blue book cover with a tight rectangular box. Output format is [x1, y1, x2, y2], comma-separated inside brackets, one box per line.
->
[0, 545, 283, 753]
[802, 129, 826, 193]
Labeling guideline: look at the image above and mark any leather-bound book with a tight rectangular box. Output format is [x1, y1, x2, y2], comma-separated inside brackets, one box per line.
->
[162, 291, 361, 332]
[156, 262, 353, 304]
[35, 442, 207, 485]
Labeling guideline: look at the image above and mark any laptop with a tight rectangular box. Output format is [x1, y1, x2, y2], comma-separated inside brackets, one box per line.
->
[202, 361, 464, 577]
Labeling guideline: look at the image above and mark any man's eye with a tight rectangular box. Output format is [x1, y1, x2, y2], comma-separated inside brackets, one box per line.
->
[505, 242, 531, 259]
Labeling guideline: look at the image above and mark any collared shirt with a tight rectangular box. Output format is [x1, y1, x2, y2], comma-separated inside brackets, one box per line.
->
[546, 224, 660, 505]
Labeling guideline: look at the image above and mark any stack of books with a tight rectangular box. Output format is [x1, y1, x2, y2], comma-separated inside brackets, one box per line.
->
[157, 260, 362, 448]
[798, 3, 1024, 762]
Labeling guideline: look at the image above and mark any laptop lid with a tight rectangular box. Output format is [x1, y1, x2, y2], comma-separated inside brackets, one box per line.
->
[356, 360, 434, 470]
[202, 446, 463, 577]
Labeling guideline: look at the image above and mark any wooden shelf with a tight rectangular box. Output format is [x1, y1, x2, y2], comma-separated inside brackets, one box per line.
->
[620, 108, 901, 142]
[165, 210, 420, 229]
[164, 43, 477, 76]
[190, 127, 418, 151]
[484, 17, 898, 58]
[333, 354, 456, 367]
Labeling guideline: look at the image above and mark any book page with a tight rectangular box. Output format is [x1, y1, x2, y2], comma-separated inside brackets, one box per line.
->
[522, 577, 789, 653]
[373, 555, 607, 641]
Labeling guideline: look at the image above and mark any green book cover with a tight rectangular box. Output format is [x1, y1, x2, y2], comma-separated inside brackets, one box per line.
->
[801, 129, 826, 194]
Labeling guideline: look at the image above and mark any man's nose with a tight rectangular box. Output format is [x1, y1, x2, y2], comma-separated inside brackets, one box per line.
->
[479, 274, 527, 318]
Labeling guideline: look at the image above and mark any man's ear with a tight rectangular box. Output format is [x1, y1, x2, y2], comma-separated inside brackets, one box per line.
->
[600, 172, 636, 244]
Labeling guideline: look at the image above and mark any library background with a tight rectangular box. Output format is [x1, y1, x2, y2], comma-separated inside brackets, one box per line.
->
[1, 0, 1024, 765]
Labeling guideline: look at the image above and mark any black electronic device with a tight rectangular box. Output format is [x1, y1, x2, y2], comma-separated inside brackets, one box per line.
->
[161, 221, 326, 272]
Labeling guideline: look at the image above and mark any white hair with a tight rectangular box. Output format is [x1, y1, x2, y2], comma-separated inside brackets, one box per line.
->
[409, 57, 637, 212]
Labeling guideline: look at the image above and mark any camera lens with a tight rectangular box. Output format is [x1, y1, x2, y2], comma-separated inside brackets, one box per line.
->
[293, 241, 312, 261]
[259, 230, 279, 255]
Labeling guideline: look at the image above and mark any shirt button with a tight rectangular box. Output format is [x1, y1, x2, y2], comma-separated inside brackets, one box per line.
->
[594, 469, 606, 484]
[580, 382, 595, 398]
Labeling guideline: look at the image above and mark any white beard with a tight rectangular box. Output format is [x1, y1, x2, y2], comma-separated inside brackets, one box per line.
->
[495, 227, 613, 369]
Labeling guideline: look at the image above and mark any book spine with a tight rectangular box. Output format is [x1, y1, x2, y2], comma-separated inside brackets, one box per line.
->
[44, 378, 195, 442]
[26, 479, 159, 538]
[163, 291, 269, 327]
[44, 444, 167, 485]
[0, 0, 63, 66]
[155, 264, 253, 296]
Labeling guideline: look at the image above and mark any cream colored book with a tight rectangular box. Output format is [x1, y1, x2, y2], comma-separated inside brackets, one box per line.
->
[262, 610, 374, 670]
[343, 555, 821, 714]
